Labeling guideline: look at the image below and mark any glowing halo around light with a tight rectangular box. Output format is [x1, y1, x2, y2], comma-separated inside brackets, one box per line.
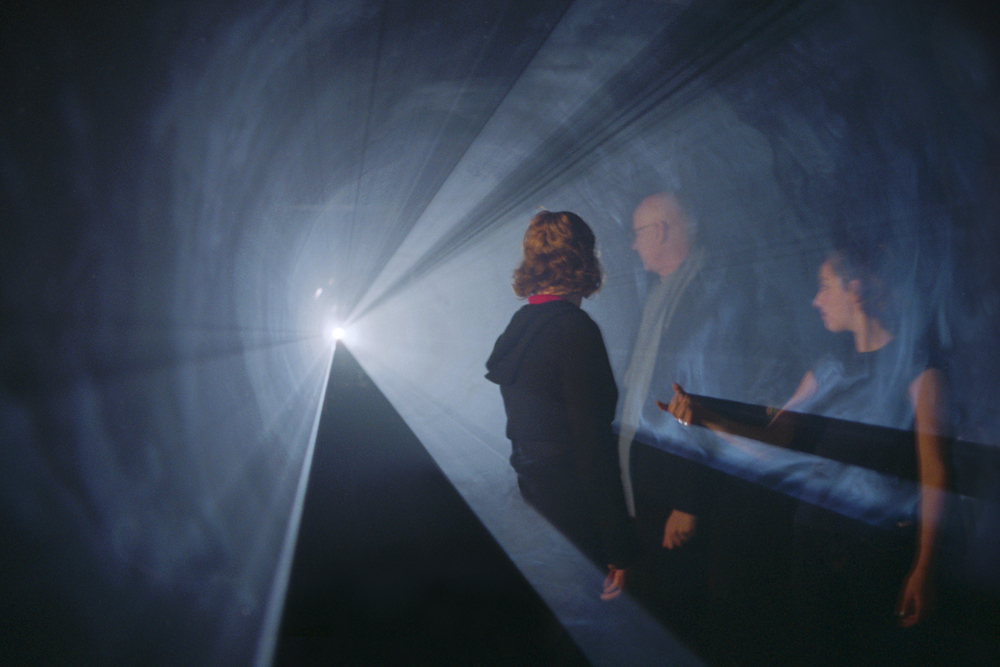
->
[323, 324, 347, 344]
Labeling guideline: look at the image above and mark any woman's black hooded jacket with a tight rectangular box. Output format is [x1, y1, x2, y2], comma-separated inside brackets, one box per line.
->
[486, 299, 637, 567]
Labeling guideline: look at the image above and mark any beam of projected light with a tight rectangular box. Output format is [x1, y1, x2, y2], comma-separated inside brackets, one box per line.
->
[6, 0, 999, 665]
[253, 348, 335, 667]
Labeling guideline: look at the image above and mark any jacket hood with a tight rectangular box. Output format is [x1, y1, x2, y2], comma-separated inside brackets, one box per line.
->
[485, 300, 577, 385]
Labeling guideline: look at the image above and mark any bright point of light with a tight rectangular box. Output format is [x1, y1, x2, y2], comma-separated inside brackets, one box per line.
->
[323, 324, 346, 344]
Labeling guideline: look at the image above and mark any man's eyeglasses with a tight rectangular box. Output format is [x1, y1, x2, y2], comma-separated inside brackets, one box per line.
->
[631, 223, 659, 242]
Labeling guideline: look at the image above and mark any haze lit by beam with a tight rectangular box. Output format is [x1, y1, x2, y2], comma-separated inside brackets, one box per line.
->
[3, 1, 999, 666]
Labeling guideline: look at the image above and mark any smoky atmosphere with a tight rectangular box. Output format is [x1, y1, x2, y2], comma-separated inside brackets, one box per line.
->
[3, 1, 999, 665]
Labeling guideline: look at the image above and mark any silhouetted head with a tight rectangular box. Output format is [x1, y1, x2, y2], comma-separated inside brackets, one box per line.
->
[631, 193, 693, 277]
[512, 210, 602, 298]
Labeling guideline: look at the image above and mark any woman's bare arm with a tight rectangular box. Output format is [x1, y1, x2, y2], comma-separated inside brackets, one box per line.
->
[896, 368, 949, 627]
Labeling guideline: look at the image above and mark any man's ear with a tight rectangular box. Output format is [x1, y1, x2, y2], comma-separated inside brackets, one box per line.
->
[654, 221, 667, 244]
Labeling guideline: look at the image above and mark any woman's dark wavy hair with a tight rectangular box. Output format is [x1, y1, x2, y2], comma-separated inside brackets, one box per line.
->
[512, 210, 603, 298]
[826, 238, 898, 331]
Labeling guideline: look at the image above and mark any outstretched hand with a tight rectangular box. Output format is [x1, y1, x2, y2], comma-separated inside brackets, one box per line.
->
[656, 383, 698, 427]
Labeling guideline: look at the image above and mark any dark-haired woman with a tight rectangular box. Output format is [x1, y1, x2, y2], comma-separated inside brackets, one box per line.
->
[662, 246, 948, 665]
[486, 210, 638, 599]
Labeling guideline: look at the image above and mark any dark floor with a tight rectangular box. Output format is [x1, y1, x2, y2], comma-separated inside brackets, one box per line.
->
[273, 342, 590, 667]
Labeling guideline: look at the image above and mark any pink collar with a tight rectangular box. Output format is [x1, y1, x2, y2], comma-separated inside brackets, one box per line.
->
[528, 294, 565, 304]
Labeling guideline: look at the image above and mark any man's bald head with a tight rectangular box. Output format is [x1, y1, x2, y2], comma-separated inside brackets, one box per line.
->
[631, 193, 692, 277]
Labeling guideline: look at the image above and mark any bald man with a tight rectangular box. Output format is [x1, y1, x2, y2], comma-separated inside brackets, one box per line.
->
[618, 192, 796, 663]
[618, 194, 715, 543]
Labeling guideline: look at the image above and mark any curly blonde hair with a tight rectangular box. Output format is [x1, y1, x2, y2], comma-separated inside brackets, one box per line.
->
[512, 211, 603, 298]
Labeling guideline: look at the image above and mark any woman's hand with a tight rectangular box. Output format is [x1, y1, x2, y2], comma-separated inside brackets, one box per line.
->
[656, 383, 699, 427]
[896, 565, 933, 627]
[601, 565, 626, 600]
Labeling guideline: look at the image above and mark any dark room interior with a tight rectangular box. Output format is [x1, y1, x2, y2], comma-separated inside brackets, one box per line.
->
[3, 1, 1000, 665]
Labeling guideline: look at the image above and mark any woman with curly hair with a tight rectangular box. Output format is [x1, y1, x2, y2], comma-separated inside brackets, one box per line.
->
[486, 210, 638, 600]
